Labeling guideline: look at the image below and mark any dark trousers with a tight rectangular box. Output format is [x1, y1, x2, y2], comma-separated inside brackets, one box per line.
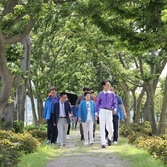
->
[105, 115, 119, 141]
[47, 114, 58, 144]
[113, 115, 119, 142]
[67, 122, 71, 135]
[80, 123, 84, 136]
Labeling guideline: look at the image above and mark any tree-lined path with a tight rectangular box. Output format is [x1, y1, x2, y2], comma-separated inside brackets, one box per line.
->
[47, 130, 132, 167]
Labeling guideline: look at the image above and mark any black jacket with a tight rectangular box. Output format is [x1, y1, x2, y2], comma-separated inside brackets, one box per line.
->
[52, 101, 72, 124]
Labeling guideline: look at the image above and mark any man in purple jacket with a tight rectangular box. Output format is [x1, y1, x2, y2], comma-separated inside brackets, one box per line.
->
[95, 81, 117, 148]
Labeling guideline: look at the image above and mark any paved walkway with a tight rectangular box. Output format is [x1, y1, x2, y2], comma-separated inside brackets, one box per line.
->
[47, 130, 132, 167]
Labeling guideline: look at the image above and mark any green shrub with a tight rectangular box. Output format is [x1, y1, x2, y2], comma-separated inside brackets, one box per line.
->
[0, 139, 20, 167]
[120, 121, 152, 137]
[18, 133, 40, 154]
[0, 130, 40, 154]
[12, 120, 24, 133]
[28, 129, 47, 141]
[24, 125, 47, 141]
[24, 124, 47, 132]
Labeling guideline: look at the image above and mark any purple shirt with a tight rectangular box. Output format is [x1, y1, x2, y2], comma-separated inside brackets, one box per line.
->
[95, 91, 117, 113]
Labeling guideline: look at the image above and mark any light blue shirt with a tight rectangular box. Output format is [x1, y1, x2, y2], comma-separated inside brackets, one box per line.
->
[59, 101, 66, 117]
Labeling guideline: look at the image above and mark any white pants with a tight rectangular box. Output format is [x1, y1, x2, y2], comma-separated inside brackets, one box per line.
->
[82, 120, 94, 144]
[57, 118, 68, 145]
[99, 109, 113, 145]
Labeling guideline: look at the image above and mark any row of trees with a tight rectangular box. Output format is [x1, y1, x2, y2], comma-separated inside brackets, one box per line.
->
[0, 0, 167, 134]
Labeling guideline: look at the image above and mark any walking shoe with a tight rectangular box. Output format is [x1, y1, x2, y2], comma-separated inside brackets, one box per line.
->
[62, 144, 66, 147]
[113, 141, 118, 145]
[108, 139, 112, 146]
[51, 143, 55, 146]
[84, 142, 88, 146]
[90, 143, 94, 145]
[58, 145, 62, 148]
[101, 145, 106, 148]
[46, 140, 50, 144]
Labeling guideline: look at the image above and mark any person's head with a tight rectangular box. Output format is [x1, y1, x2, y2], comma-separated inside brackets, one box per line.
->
[60, 92, 67, 102]
[109, 87, 117, 94]
[83, 87, 90, 92]
[50, 86, 57, 97]
[84, 91, 91, 101]
[102, 81, 110, 91]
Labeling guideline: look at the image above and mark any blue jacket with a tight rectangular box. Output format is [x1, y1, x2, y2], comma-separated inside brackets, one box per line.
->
[43, 95, 59, 120]
[78, 100, 95, 123]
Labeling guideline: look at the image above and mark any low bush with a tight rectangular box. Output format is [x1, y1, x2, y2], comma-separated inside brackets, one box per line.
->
[0, 139, 20, 167]
[0, 130, 40, 154]
[28, 129, 47, 141]
[24, 125, 47, 141]
[18, 133, 40, 154]
[12, 120, 24, 133]
[120, 121, 167, 164]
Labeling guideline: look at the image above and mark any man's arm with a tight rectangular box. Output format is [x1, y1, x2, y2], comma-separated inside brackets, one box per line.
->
[120, 104, 127, 118]
[52, 103, 57, 126]
[95, 93, 100, 115]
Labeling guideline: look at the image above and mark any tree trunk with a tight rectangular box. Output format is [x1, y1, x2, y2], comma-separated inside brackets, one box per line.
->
[136, 88, 145, 123]
[143, 84, 157, 134]
[16, 35, 31, 122]
[0, 32, 13, 116]
[119, 82, 130, 124]
[37, 95, 43, 124]
[131, 89, 137, 123]
[157, 74, 167, 135]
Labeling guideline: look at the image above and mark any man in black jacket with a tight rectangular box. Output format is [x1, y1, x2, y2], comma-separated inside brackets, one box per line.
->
[53, 92, 72, 147]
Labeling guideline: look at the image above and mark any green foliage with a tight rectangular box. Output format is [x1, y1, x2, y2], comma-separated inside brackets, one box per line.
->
[0, 130, 40, 155]
[0, 139, 20, 167]
[120, 121, 152, 137]
[18, 133, 40, 154]
[12, 120, 24, 133]
[120, 122, 167, 164]
[24, 125, 47, 141]
[0, 117, 11, 130]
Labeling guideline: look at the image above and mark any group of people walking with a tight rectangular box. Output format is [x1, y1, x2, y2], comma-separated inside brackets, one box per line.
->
[43, 81, 127, 148]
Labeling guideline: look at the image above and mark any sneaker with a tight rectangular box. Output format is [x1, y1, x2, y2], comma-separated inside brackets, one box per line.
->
[67, 135, 70, 139]
[90, 143, 94, 145]
[62, 144, 66, 147]
[101, 145, 106, 148]
[84, 143, 88, 146]
[46, 140, 50, 144]
[51, 143, 55, 146]
[58, 145, 62, 148]
[108, 139, 112, 146]
[113, 141, 118, 144]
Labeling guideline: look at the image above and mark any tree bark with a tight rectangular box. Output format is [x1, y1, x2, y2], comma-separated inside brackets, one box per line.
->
[119, 82, 130, 124]
[136, 88, 145, 123]
[131, 89, 137, 123]
[0, 32, 13, 116]
[143, 83, 157, 134]
[157, 74, 167, 135]
[16, 35, 31, 122]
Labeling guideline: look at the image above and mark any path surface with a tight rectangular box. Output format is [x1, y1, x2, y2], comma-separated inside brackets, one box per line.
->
[47, 130, 132, 167]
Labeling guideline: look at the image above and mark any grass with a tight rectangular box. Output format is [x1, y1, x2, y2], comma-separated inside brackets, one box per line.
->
[17, 129, 167, 167]
[17, 141, 65, 167]
[112, 138, 167, 167]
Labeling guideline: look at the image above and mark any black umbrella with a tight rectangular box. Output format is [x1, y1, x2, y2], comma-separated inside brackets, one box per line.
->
[65, 92, 78, 106]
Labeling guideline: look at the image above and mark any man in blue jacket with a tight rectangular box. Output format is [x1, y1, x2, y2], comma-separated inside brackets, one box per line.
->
[43, 86, 59, 145]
